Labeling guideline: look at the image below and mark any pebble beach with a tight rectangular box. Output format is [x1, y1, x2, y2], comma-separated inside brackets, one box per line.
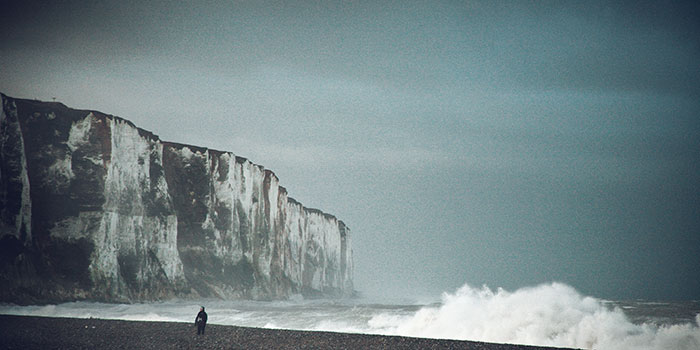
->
[0, 314, 577, 349]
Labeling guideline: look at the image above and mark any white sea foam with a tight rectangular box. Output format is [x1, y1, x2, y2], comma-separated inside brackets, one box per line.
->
[1, 283, 698, 349]
[359, 282, 700, 350]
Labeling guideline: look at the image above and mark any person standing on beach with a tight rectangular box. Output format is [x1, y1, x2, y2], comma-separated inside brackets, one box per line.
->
[195, 306, 208, 335]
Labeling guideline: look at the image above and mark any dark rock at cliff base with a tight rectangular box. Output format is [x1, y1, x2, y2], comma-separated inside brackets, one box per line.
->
[0, 94, 353, 303]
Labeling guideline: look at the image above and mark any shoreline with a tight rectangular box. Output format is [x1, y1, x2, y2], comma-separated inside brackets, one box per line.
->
[0, 314, 577, 349]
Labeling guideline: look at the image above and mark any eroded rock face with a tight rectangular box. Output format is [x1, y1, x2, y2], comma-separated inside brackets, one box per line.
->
[0, 94, 353, 303]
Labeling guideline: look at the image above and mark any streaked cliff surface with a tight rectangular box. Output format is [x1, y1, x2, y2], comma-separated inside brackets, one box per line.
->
[0, 94, 353, 303]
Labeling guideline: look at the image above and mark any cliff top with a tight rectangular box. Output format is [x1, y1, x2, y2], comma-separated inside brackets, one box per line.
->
[2, 93, 346, 230]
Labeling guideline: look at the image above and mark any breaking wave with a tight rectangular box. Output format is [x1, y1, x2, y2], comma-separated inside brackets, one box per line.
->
[359, 283, 700, 350]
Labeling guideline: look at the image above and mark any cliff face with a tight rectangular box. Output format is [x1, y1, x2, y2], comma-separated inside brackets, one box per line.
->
[0, 94, 353, 303]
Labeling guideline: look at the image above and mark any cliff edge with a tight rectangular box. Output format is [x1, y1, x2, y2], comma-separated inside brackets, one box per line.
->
[0, 94, 353, 303]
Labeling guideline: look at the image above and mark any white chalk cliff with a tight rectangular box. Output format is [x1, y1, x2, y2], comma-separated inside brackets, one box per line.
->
[0, 94, 353, 303]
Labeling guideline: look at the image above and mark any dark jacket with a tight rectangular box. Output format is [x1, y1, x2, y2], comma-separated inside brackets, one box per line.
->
[195, 310, 208, 325]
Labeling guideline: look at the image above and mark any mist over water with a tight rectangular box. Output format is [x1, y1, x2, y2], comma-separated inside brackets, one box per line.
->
[2, 282, 698, 350]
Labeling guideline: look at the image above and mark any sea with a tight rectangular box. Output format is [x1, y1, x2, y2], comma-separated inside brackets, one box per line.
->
[1, 282, 698, 350]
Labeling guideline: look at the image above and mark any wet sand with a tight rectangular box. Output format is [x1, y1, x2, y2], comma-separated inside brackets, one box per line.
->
[0, 315, 577, 349]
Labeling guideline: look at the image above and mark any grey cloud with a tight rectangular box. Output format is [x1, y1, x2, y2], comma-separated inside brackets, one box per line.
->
[1, 0, 699, 300]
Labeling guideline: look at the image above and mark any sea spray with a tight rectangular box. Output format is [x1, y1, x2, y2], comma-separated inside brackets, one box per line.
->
[365, 283, 700, 350]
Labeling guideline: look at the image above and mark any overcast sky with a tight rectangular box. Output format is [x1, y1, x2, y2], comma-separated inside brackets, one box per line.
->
[2, 0, 699, 300]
